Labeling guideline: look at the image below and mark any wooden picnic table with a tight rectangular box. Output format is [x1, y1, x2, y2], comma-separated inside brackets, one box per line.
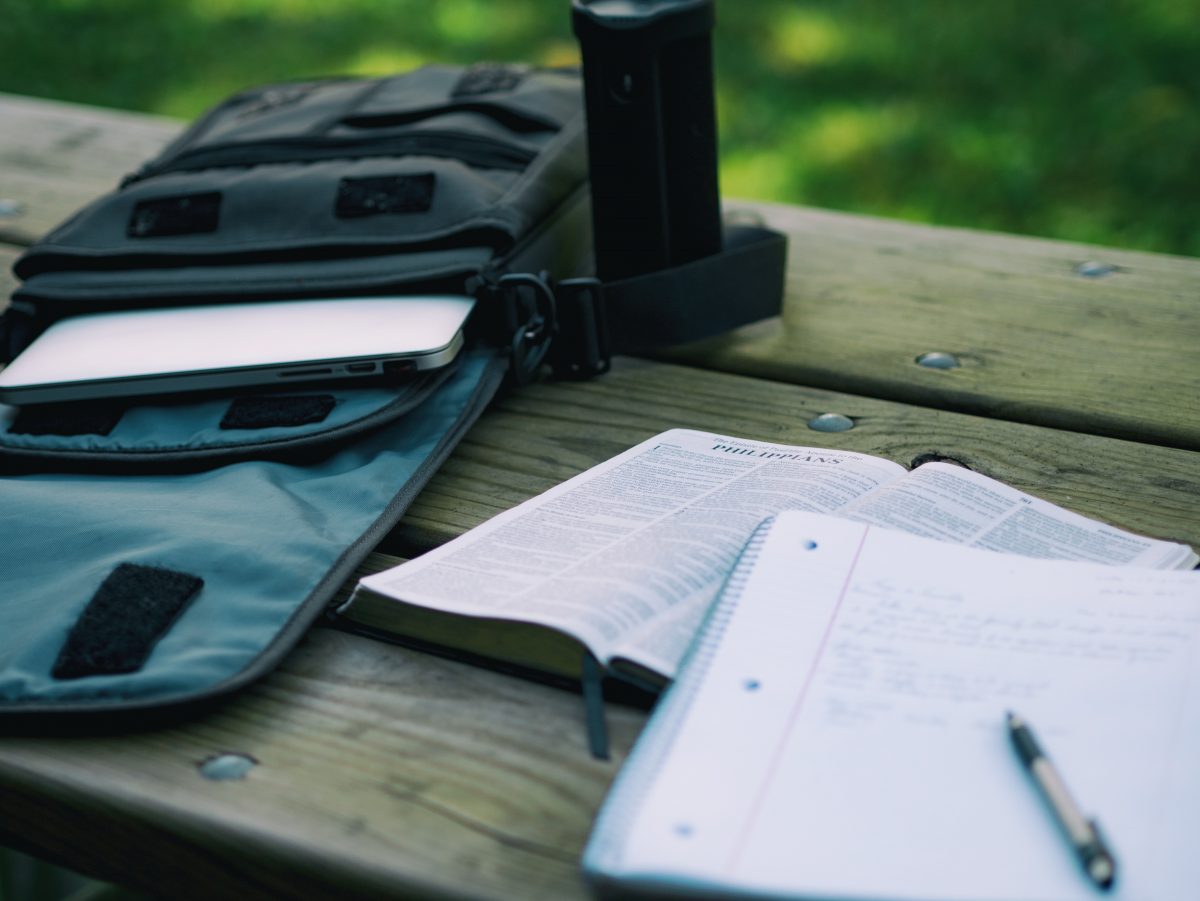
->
[0, 92, 1197, 900]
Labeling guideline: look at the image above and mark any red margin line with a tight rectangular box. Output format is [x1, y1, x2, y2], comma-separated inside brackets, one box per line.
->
[726, 524, 872, 873]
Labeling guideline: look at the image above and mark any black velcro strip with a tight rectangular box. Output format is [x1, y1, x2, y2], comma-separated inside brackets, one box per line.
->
[220, 394, 336, 430]
[452, 63, 526, 96]
[52, 563, 204, 680]
[335, 174, 435, 218]
[128, 191, 221, 238]
[8, 402, 124, 436]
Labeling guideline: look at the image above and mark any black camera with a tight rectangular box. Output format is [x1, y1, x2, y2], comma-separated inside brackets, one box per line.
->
[572, 0, 722, 281]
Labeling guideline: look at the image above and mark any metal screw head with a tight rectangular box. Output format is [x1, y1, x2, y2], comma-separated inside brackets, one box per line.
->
[1075, 261, 1117, 278]
[915, 351, 961, 370]
[723, 207, 766, 228]
[807, 413, 854, 432]
[198, 752, 257, 781]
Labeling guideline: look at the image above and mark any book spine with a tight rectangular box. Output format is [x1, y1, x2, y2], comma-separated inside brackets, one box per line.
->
[582, 517, 775, 873]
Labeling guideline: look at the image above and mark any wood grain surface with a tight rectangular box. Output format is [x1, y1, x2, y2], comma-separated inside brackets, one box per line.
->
[661, 200, 1200, 450]
[392, 356, 1200, 556]
[0, 627, 646, 901]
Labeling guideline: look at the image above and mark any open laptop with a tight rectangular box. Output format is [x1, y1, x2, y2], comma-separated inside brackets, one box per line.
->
[0, 295, 475, 405]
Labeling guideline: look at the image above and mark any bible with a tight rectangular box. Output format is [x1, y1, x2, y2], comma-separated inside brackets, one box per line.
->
[336, 429, 1196, 688]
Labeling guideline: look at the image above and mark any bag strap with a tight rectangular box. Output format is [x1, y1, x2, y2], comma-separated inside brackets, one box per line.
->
[485, 224, 787, 383]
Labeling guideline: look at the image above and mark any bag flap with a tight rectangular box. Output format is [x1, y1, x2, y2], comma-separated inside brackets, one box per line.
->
[13, 66, 586, 283]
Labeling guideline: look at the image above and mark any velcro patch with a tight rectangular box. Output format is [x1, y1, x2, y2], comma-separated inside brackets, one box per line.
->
[452, 63, 526, 96]
[335, 173, 435, 218]
[128, 191, 221, 238]
[8, 402, 124, 436]
[220, 394, 336, 430]
[52, 563, 204, 680]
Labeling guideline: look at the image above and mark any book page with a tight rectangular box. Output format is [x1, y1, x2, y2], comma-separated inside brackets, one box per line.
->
[356, 430, 905, 675]
[589, 512, 1200, 900]
[844, 462, 1197, 568]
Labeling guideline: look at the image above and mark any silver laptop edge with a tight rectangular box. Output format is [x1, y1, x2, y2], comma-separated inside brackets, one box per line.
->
[0, 332, 464, 405]
[0, 296, 474, 405]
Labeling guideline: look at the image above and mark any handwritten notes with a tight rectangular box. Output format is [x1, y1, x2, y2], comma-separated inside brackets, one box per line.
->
[819, 570, 1200, 732]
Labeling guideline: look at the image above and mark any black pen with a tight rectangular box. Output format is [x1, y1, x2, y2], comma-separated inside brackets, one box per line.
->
[1006, 711, 1117, 891]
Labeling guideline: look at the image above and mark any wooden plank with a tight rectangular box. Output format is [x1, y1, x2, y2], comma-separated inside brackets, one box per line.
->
[662, 201, 1200, 450]
[1, 92, 1196, 449]
[0, 244, 18, 310]
[393, 356, 1200, 556]
[0, 94, 178, 245]
[0, 626, 646, 901]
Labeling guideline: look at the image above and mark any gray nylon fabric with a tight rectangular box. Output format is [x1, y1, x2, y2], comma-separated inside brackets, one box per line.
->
[12, 66, 587, 293]
[0, 350, 495, 709]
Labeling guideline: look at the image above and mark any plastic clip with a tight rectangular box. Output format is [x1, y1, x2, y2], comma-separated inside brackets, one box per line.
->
[498, 272, 557, 386]
[549, 277, 610, 380]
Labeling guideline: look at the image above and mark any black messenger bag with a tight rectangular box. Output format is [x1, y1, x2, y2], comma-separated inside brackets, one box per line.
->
[0, 63, 785, 721]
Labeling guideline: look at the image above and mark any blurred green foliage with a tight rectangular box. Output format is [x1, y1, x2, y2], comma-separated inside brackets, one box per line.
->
[2, 0, 1197, 255]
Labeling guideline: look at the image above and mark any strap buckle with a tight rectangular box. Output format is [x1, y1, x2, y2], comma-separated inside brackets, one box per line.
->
[497, 272, 557, 386]
[489, 273, 610, 383]
[549, 277, 610, 380]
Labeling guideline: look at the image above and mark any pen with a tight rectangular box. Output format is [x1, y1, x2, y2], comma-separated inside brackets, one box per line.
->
[1006, 711, 1117, 891]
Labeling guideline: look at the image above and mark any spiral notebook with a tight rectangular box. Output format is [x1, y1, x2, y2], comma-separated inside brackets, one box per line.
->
[583, 512, 1200, 900]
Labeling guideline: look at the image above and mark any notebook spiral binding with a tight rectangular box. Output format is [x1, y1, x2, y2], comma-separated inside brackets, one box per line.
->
[586, 516, 776, 869]
[692, 515, 772, 661]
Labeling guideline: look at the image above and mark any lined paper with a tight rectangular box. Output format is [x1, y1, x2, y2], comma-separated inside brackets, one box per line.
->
[586, 512, 1200, 900]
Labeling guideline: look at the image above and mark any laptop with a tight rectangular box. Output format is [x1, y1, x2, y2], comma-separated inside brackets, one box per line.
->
[0, 296, 475, 405]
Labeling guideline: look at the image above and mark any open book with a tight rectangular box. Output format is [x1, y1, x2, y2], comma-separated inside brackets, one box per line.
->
[341, 429, 1196, 686]
[583, 512, 1200, 900]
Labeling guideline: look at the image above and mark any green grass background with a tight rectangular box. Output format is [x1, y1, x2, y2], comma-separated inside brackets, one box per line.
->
[0, 3, 1196, 894]
[1, 0, 1197, 255]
